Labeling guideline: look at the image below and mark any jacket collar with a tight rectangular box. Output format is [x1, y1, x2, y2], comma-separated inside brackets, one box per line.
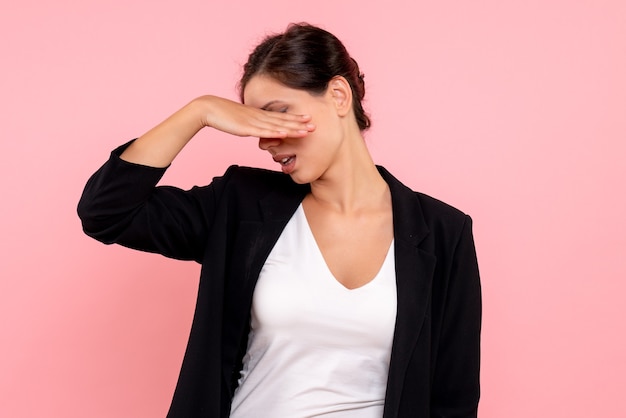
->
[257, 165, 430, 241]
[376, 166, 429, 247]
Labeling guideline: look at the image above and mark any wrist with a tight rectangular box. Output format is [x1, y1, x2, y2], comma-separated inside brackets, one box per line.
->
[189, 95, 217, 129]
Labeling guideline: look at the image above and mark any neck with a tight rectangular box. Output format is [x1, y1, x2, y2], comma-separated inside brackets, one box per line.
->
[308, 131, 389, 214]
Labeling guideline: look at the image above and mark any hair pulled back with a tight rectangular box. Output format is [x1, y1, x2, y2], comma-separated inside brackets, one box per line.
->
[240, 23, 371, 131]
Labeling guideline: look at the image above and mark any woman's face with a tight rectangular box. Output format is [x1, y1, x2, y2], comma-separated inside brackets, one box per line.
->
[243, 74, 345, 184]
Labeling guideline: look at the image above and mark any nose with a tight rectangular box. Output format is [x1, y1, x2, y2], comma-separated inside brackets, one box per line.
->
[258, 137, 282, 151]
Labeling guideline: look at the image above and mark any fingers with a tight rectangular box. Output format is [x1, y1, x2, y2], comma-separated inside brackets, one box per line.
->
[254, 111, 315, 139]
[253, 125, 314, 139]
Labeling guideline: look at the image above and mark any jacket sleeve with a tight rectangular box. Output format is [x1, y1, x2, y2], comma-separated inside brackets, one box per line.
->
[77, 141, 231, 263]
[431, 215, 482, 417]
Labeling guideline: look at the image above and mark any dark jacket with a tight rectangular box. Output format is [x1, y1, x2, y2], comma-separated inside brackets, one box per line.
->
[77, 142, 481, 417]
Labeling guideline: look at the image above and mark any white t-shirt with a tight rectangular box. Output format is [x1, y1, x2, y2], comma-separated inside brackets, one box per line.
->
[230, 204, 397, 417]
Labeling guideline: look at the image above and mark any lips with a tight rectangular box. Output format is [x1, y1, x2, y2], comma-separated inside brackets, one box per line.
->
[273, 154, 296, 174]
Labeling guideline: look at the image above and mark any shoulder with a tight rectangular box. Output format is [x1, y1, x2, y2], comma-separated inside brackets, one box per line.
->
[378, 165, 471, 250]
[208, 165, 309, 201]
[415, 191, 468, 225]
[378, 165, 468, 221]
[221, 165, 296, 187]
[414, 191, 472, 248]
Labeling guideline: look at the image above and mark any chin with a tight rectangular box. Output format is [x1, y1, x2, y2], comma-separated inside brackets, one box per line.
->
[287, 169, 319, 185]
[288, 173, 311, 185]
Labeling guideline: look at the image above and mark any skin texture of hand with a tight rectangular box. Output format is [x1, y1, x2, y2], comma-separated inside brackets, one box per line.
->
[200, 95, 315, 139]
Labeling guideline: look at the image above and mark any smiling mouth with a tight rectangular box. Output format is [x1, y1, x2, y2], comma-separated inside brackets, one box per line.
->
[273, 154, 297, 174]
[273, 154, 295, 165]
[279, 156, 295, 166]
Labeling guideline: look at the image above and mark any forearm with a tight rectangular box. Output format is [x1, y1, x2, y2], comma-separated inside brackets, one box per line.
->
[120, 98, 208, 167]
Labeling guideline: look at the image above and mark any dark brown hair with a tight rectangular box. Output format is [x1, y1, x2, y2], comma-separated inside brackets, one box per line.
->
[240, 23, 371, 131]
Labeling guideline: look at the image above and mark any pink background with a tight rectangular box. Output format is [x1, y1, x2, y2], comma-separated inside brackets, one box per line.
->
[2, 1, 625, 416]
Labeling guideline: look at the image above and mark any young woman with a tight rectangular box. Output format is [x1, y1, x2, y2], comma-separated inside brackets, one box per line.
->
[78, 23, 481, 418]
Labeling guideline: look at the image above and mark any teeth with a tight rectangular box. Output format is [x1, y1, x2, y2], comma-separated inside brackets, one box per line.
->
[281, 157, 289, 164]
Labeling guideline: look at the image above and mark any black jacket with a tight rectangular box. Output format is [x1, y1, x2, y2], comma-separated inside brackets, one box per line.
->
[78, 142, 481, 417]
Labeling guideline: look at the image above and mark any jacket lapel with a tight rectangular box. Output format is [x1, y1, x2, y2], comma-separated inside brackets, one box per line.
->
[378, 167, 436, 417]
[246, 185, 310, 284]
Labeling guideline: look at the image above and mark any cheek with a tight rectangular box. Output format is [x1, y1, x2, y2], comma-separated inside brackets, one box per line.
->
[307, 113, 334, 140]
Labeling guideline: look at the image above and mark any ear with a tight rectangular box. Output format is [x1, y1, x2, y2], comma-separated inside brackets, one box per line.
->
[327, 76, 353, 117]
